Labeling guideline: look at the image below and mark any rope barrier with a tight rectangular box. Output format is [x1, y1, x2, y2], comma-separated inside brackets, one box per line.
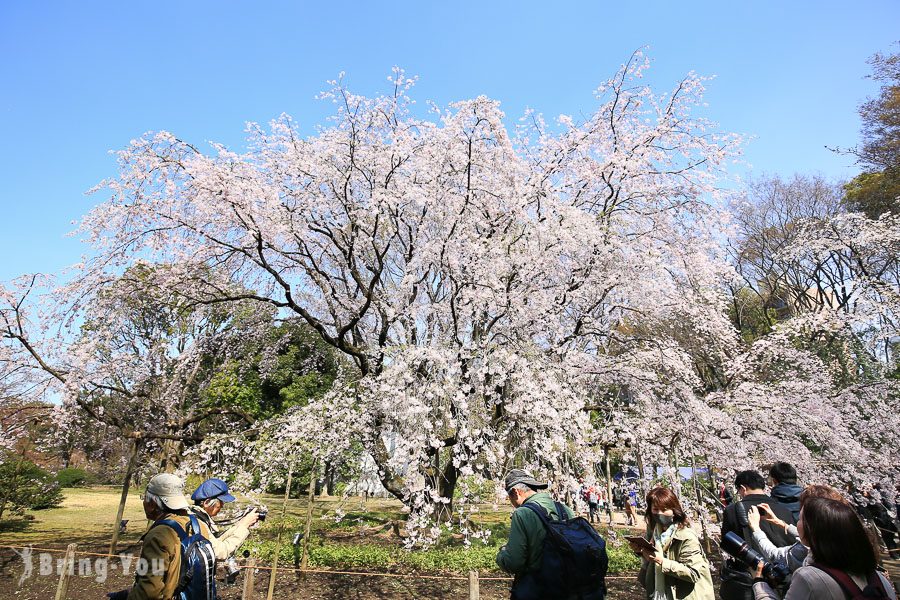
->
[0, 544, 638, 581]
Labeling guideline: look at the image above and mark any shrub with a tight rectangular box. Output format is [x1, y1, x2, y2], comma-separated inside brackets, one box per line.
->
[0, 457, 64, 521]
[56, 468, 91, 488]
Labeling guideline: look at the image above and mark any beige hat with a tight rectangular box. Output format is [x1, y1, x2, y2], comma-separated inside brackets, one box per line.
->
[145, 473, 189, 511]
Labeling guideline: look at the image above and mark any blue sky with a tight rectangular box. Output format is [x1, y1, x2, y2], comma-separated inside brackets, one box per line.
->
[1, 1, 898, 281]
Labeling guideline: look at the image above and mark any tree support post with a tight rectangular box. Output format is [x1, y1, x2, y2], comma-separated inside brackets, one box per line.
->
[266, 465, 293, 600]
[110, 438, 140, 555]
[604, 446, 615, 525]
[691, 455, 712, 553]
[300, 460, 317, 571]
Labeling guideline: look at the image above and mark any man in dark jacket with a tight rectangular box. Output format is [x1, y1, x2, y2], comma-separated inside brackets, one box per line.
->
[719, 470, 797, 600]
[768, 462, 803, 522]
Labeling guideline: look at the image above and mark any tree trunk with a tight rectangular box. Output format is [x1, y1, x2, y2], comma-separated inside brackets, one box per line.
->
[425, 454, 459, 523]
[325, 462, 335, 496]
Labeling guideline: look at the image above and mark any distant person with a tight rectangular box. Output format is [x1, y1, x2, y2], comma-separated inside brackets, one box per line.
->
[107, 473, 217, 600]
[718, 478, 733, 507]
[587, 486, 600, 524]
[768, 462, 802, 521]
[719, 470, 796, 600]
[190, 477, 260, 560]
[631, 486, 714, 600]
[625, 485, 639, 526]
[496, 469, 607, 599]
[752, 497, 896, 599]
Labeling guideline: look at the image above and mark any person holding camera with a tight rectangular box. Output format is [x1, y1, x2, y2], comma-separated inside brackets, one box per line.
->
[631, 486, 714, 600]
[719, 470, 796, 600]
[189, 478, 261, 560]
[746, 484, 847, 574]
[751, 497, 896, 599]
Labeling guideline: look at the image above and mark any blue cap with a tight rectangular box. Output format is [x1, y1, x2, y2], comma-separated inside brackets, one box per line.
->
[191, 478, 237, 503]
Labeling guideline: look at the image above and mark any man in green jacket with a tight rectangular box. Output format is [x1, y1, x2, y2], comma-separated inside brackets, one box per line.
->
[496, 469, 575, 575]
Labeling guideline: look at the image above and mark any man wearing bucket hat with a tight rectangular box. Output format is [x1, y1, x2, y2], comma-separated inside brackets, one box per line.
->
[189, 477, 260, 560]
[107, 473, 215, 600]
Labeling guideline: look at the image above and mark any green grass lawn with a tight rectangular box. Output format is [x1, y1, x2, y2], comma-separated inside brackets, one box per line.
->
[0, 487, 641, 574]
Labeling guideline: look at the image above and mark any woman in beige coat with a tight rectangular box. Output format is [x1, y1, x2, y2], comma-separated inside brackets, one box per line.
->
[629, 486, 715, 600]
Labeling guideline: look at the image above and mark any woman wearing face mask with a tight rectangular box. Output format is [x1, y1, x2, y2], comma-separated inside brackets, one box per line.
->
[630, 487, 714, 600]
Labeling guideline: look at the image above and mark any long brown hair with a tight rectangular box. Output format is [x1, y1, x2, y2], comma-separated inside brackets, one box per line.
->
[645, 487, 690, 529]
[802, 497, 877, 574]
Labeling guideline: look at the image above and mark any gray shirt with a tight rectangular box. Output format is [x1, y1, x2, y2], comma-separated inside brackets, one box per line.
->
[752, 565, 896, 600]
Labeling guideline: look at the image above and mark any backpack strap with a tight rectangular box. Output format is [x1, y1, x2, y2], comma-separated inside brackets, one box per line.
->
[553, 501, 568, 521]
[152, 518, 189, 542]
[810, 563, 865, 598]
[522, 500, 553, 526]
[187, 513, 204, 538]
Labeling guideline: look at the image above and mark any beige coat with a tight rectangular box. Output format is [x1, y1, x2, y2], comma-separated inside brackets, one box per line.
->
[639, 525, 715, 600]
[190, 505, 252, 560]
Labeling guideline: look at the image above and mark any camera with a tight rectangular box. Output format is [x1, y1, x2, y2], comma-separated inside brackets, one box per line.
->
[256, 507, 268, 521]
[721, 532, 789, 586]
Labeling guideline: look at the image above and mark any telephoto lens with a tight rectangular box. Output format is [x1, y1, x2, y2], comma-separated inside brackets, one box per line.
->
[720, 532, 790, 586]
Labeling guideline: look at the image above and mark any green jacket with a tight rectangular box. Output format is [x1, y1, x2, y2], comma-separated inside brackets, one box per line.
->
[496, 492, 575, 575]
[638, 525, 714, 600]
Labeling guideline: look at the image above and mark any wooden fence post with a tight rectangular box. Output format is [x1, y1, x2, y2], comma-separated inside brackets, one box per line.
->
[242, 557, 257, 600]
[54, 543, 77, 600]
[468, 570, 480, 600]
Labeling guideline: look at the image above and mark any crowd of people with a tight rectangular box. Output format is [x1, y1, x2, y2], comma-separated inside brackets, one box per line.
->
[494, 462, 899, 600]
[106, 462, 899, 600]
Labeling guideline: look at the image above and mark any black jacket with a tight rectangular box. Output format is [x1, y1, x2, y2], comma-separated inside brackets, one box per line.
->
[721, 493, 797, 549]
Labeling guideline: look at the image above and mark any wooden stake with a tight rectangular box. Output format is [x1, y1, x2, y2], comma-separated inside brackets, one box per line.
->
[266, 466, 294, 600]
[110, 438, 140, 555]
[54, 543, 77, 600]
[468, 570, 480, 600]
[241, 557, 257, 600]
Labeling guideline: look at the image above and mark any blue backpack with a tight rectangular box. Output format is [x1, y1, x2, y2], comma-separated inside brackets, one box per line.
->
[152, 514, 218, 600]
[513, 500, 608, 600]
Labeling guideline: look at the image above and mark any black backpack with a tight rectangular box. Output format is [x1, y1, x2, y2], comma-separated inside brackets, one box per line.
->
[512, 500, 608, 600]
